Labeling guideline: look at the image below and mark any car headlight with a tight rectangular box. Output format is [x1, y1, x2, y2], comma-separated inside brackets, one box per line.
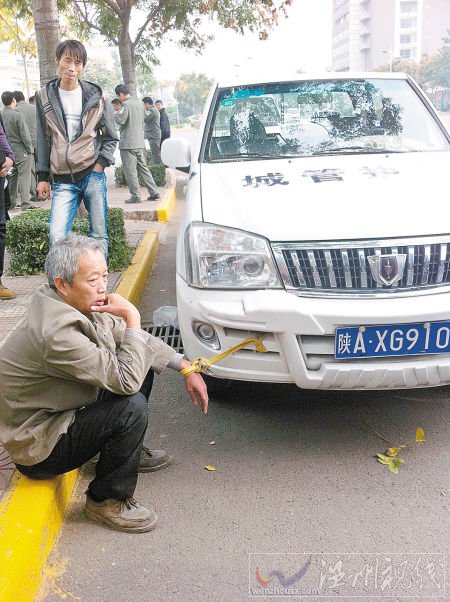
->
[185, 222, 282, 289]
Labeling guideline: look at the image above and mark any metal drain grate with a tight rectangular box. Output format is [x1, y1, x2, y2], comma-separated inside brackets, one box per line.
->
[141, 324, 184, 353]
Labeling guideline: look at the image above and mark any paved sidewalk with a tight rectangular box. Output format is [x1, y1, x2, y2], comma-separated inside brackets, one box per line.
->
[0, 166, 171, 503]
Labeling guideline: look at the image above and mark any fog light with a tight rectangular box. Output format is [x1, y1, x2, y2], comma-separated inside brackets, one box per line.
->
[192, 321, 221, 350]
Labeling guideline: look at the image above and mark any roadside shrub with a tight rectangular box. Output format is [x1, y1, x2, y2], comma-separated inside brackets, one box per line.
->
[6, 208, 132, 275]
[114, 159, 166, 188]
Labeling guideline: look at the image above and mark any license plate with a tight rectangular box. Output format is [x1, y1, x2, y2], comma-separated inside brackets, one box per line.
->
[335, 320, 450, 359]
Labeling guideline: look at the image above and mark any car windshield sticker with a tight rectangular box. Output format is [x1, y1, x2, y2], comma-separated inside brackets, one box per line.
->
[302, 168, 344, 183]
[220, 88, 265, 107]
[220, 98, 237, 107]
[242, 172, 289, 187]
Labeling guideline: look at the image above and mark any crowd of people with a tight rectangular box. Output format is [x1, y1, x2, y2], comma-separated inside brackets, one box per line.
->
[0, 40, 205, 535]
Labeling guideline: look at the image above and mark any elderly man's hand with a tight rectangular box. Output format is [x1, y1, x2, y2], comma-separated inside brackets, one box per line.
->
[90, 293, 141, 329]
[180, 359, 209, 414]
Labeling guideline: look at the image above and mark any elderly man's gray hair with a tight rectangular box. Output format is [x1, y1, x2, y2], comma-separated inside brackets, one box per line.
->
[45, 234, 102, 289]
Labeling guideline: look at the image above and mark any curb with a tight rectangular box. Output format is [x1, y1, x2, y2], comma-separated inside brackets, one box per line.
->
[115, 230, 159, 307]
[0, 230, 160, 602]
[117, 169, 176, 223]
[156, 169, 177, 222]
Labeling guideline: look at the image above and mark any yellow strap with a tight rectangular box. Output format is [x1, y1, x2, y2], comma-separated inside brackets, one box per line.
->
[180, 336, 267, 377]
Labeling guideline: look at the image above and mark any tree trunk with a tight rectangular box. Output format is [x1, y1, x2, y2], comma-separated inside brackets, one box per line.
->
[118, 15, 137, 96]
[21, 51, 30, 98]
[31, 0, 60, 87]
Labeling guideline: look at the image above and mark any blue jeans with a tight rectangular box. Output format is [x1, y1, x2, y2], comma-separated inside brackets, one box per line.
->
[50, 171, 108, 258]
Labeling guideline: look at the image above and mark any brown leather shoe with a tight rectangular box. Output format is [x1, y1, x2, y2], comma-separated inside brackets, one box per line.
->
[85, 495, 158, 533]
[139, 447, 172, 472]
[0, 283, 16, 300]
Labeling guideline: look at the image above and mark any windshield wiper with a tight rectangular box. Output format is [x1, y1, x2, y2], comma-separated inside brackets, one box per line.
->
[218, 152, 275, 160]
[313, 146, 406, 155]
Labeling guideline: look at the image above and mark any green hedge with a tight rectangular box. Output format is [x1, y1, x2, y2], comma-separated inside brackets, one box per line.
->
[114, 160, 166, 188]
[6, 207, 132, 275]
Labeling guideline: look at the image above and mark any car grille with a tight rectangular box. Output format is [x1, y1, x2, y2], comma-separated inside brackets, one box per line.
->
[272, 236, 450, 296]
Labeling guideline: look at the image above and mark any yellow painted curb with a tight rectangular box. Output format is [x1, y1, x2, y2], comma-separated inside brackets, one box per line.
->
[156, 171, 176, 222]
[0, 229, 160, 602]
[115, 230, 159, 307]
[0, 471, 77, 602]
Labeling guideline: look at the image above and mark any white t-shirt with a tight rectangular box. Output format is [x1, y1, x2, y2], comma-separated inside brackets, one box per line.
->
[59, 86, 82, 142]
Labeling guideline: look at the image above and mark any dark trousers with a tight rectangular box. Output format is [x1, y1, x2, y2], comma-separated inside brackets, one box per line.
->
[16, 370, 154, 502]
[0, 177, 6, 279]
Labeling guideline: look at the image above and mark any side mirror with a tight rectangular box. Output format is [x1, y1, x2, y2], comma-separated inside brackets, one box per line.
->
[161, 138, 191, 173]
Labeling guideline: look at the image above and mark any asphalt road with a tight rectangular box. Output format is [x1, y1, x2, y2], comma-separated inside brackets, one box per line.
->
[41, 198, 449, 602]
[41, 120, 450, 601]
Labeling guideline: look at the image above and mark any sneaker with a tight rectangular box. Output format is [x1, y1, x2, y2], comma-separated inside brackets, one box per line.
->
[85, 494, 158, 533]
[147, 193, 160, 201]
[125, 198, 142, 204]
[139, 447, 172, 472]
[0, 283, 16, 300]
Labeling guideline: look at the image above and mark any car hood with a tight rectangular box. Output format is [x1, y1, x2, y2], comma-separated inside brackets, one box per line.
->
[200, 153, 448, 241]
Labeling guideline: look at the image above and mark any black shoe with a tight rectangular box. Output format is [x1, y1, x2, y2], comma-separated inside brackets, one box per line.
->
[125, 198, 142, 204]
[147, 193, 160, 201]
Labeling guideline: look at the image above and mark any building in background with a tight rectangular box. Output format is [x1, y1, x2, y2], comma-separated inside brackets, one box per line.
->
[0, 44, 40, 99]
[332, 0, 450, 71]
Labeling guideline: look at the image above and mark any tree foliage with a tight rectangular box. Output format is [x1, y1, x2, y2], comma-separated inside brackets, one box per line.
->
[65, 0, 293, 95]
[376, 30, 450, 91]
[0, 9, 37, 59]
[0, 2, 38, 96]
[135, 62, 158, 99]
[175, 72, 213, 119]
[422, 30, 450, 89]
[83, 57, 121, 99]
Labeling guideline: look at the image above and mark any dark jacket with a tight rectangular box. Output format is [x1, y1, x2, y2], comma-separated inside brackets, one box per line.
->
[36, 78, 118, 183]
[159, 108, 171, 141]
[0, 123, 15, 218]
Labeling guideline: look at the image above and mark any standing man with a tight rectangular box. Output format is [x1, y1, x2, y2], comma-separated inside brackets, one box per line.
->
[0, 123, 15, 299]
[14, 90, 37, 202]
[142, 97, 161, 164]
[1, 90, 34, 211]
[114, 85, 160, 204]
[35, 40, 118, 258]
[111, 98, 123, 113]
[155, 100, 171, 147]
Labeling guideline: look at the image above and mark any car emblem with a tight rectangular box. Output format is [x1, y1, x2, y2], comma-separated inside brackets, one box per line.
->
[368, 254, 407, 286]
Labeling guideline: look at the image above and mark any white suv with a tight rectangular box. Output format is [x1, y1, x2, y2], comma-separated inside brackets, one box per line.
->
[162, 73, 450, 390]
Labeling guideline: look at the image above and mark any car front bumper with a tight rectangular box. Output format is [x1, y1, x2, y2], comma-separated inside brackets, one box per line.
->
[177, 276, 450, 390]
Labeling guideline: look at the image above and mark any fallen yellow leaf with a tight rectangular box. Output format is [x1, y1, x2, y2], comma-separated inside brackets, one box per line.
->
[204, 465, 216, 471]
[386, 447, 399, 457]
[416, 427, 426, 443]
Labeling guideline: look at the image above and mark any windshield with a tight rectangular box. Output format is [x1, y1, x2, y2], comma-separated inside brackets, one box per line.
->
[204, 78, 449, 161]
